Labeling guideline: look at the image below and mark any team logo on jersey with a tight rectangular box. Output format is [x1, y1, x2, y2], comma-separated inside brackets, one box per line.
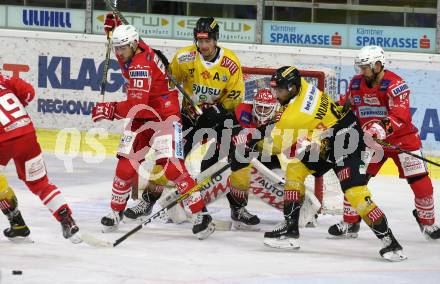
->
[129, 70, 149, 78]
[363, 94, 380, 105]
[358, 106, 388, 118]
[201, 70, 211, 79]
[192, 84, 221, 102]
[391, 83, 409, 97]
[300, 85, 319, 115]
[221, 56, 239, 75]
[353, 95, 362, 105]
[178, 51, 196, 64]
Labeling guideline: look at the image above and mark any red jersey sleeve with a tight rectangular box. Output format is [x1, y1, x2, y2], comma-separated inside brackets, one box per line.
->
[385, 77, 412, 137]
[1, 75, 35, 107]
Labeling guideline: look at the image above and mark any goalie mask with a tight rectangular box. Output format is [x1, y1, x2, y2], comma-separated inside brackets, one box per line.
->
[252, 88, 278, 126]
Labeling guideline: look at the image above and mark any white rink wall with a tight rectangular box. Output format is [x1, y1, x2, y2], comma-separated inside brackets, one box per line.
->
[1, 29, 440, 153]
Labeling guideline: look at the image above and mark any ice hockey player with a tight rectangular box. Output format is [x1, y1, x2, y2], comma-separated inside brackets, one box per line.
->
[124, 17, 260, 229]
[328, 45, 440, 240]
[254, 66, 406, 261]
[0, 73, 81, 243]
[93, 18, 214, 239]
[225, 88, 280, 230]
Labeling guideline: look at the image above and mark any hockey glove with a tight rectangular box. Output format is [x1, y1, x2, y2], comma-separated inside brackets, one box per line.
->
[92, 102, 116, 122]
[104, 13, 121, 35]
[197, 104, 229, 128]
[363, 119, 392, 140]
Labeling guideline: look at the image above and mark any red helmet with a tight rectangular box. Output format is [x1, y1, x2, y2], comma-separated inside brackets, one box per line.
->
[252, 88, 278, 126]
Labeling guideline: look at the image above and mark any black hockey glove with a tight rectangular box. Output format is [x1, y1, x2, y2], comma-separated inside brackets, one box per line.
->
[197, 104, 229, 129]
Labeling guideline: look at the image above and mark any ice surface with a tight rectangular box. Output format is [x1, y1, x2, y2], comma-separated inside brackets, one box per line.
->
[1, 154, 439, 284]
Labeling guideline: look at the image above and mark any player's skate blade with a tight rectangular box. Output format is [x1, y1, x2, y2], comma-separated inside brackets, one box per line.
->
[379, 235, 407, 262]
[232, 220, 260, 231]
[264, 219, 300, 249]
[263, 236, 300, 250]
[381, 250, 407, 262]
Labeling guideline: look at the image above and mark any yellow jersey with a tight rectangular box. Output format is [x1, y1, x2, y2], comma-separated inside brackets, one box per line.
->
[169, 44, 244, 111]
[267, 78, 346, 155]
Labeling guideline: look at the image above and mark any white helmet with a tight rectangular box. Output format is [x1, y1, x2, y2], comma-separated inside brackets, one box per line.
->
[354, 45, 385, 73]
[112, 24, 139, 49]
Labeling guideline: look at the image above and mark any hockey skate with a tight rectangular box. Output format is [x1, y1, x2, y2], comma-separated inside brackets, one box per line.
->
[123, 192, 155, 223]
[3, 209, 32, 243]
[328, 221, 360, 239]
[58, 208, 82, 244]
[192, 210, 215, 240]
[263, 220, 300, 250]
[379, 233, 407, 262]
[231, 206, 260, 231]
[413, 209, 440, 240]
[101, 210, 123, 233]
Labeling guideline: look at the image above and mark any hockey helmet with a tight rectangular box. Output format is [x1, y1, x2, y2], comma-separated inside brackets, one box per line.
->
[354, 45, 385, 73]
[270, 66, 301, 93]
[193, 17, 220, 41]
[112, 24, 139, 50]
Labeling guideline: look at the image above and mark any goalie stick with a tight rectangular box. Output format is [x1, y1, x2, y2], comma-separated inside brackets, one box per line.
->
[102, 0, 203, 117]
[82, 162, 231, 248]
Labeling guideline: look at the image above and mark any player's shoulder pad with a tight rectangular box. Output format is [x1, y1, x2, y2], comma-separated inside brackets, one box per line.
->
[175, 45, 198, 64]
[383, 70, 409, 96]
[219, 47, 241, 76]
[349, 75, 362, 90]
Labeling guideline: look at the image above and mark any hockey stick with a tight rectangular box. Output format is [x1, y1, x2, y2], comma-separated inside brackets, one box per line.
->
[100, 1, 117, 102]
[82, 162, 231, 248]
[373, 138, 440, 167]
[102, 0, 203, 117]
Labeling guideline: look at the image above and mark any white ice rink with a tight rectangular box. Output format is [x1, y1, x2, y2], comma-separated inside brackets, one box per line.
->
[1, 154, 439, 284]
